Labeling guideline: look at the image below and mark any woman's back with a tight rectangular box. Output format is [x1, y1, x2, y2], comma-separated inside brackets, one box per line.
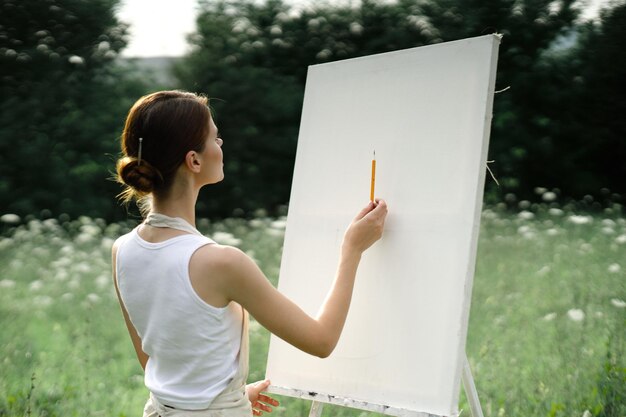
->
[115, 229, 243, 410]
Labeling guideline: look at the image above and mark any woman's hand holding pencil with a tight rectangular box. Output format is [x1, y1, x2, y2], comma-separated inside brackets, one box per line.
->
[343, 198, 387, 255]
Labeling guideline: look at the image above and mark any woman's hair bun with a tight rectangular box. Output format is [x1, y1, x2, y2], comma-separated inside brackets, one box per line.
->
[116, 157, 164, 199]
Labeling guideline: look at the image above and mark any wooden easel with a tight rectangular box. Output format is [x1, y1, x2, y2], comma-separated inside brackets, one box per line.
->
[286, 354, 483, 417]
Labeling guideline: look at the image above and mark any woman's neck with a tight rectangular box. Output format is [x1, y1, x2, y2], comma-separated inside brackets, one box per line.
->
[150, 183, 199, 227]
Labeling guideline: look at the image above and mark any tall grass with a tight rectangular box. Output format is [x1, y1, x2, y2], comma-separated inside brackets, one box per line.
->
[0, 198, 624, 417]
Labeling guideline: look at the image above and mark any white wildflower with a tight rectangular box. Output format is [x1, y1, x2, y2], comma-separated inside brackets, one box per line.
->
[610, 298, 626, 308]
[29, 280, 43, 291]
[349, 22, 363, 35]
[0, 213, 20, 224]
[248, 219, 264, 228]
[542, 191, 557, 202]
[265, 228, 284, 237]
[602, 227, 615, 235]
[80, 224, 101, 237]
[53, 257, 71, 268]
[548, 208, 564, 216]
[270, 219, 286, 229]
[271, 39, 289, 48]
[75, 233, 94, 244]
[97, 41, 110, 51]
[542, 312, 557, 321]
[0, 279, 16, 288]
[0, 238, 11, 251]
[546, 228, 559, 236]
[53, 270, 68, 282]
[616, 235, 626, 244]
[518, 210, 534, 220]
[61, 293, 74, 301]
[212, 232, 242, 246]
[232, 18, 249, 33]
[316, 49, 331, 60]
[582, 410, 592, 417]
[246, 26, 261, 37]
[534, 187, 548, 194]
[568, 215, 592, 225]
[567, 308, 585, 322]
[516, 225, 535, 239]
[602, 219, 616, 227]
[608, 263, 621, 273]
[101, 237, 114, 250]
[86, 293, 101, 304]
[60, 245, 74, 255]
[308, 18, 321, 29]
[68, 55, 84, 65]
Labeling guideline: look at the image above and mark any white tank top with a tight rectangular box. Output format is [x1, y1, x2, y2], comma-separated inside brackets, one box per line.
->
[115, 228, 243, 410]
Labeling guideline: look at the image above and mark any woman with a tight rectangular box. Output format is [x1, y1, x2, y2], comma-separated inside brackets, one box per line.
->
[112, 90, 388, 417]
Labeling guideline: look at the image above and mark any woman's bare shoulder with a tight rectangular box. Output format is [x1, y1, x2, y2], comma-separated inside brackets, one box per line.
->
[189, 243, 254, 307]
[192, 243, 249, 272]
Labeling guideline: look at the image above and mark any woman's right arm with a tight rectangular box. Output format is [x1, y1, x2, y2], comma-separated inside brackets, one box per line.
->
[215, 200, 387, 358]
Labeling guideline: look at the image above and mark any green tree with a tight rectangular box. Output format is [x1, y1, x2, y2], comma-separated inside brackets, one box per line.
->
[0, 0, 148, 220]
[522, 2, 626, 200]
[178, 0, 582, 215]
[418, 0, 581, 198]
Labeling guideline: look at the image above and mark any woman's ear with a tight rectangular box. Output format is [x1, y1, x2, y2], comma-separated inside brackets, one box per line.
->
[184, 150, 202, 173]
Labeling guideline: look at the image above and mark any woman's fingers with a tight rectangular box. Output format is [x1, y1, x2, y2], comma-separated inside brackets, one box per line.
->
[253, 401, 274, 413]
[353, 200, 376, 221]
[256, 394, 279, 406]
[247, 379, 280, 415]
[343, 199, 388, 253]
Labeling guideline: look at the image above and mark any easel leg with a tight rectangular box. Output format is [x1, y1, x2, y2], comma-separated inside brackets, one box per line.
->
[462, 354, 484, 417]
[308, 400, 324, 417]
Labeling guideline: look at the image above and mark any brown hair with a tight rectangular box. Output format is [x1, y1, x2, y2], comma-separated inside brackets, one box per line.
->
[116, 90, 211, 203]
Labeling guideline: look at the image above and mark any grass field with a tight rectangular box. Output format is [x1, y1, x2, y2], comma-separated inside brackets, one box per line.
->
[0, 197, 624, 417]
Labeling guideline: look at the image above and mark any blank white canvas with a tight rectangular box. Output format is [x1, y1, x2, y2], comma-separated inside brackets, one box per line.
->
[265, 35, 500, 417]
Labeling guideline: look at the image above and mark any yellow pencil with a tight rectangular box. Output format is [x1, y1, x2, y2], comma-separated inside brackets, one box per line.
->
[370, 150, 376, 202]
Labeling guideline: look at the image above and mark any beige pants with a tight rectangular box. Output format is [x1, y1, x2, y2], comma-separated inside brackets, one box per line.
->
[142, 310, 252, 417]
